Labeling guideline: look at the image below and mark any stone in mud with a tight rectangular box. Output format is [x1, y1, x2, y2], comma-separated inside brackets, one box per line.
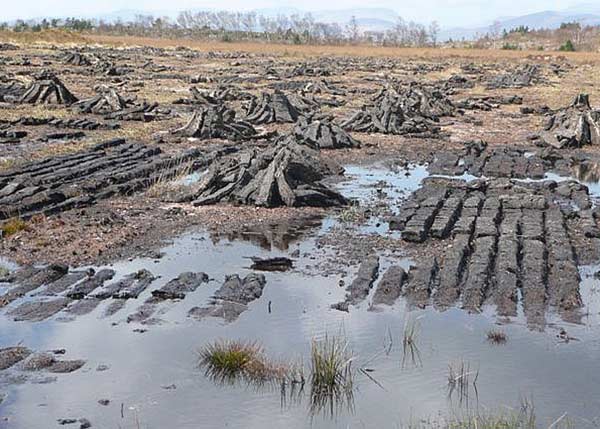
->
[19, 72, 78, 105]
[189, 139, 346, 208]
[0, 347, 32, 370]
[344, 256, 380, 305]
[249, 257, 293, 272]
[244, 90, 304, 124]
[172, 106, 257, 141]
[539, 94, 600, 148]
[292, 116, 360, 150]
[151, 272, 209, 301]
[371, 265, 407, 306]
[66, 269, 116, 300]
[73, 86, 131, 114]
[8, 298, 72, 322]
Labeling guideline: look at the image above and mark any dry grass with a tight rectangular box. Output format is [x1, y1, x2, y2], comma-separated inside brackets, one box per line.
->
[0, 29, 89, 45]
[85, 34, 600, 63]
[1, 218, 28, 237]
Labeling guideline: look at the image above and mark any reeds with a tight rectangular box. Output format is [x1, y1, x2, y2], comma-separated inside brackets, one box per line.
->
[309, 334, 355, 417]
[402, 316, 422, 367]
[447, 359, 479, 406]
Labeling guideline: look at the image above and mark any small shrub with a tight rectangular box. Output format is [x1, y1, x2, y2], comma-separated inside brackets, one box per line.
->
[559, 40, 575, 52]
[501, 43, 520, 50]
[1, 218, 28, 237]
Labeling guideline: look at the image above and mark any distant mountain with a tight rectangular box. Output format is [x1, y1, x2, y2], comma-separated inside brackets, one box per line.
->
[440, 10, 600, 41]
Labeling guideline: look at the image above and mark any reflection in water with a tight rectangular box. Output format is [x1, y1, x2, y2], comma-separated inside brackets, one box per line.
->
[573, 161, 600, 184]
[447, 359, 480, 410]
[210, 216, 323, 251]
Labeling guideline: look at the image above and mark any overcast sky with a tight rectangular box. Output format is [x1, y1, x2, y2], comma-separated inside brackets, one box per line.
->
[4, 0, 584, 27]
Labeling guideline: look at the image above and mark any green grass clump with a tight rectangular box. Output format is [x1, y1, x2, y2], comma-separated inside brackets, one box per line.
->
[1, 218, 28, 237]
[310, 334, 354, 416]
[199, 340, 302, 387]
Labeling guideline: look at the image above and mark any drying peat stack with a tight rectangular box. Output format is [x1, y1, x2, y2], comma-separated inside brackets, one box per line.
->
[19, 72, 78, 105]
[302, 79, 345, 96]
[244, 90, 305, 124]
[189, 139, 347, 207]
[62, 52, 91, 66]
[373, 84, 455, 119]
[342, 92, 433, 136]
[173, 86, 249, 105]
[486, 64, 540, 89]
[172, 106, 257, 141]
[0, 81, 26, 102]
[293, 116, 360, 149]
[539, 94, 600, 148]
[73, 87, 131, 114]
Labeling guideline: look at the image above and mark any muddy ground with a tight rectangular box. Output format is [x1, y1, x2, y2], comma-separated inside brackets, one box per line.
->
[2, 40, 600, 427]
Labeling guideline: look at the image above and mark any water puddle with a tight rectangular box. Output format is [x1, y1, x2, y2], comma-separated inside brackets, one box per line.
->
[1, 163, 600, 428]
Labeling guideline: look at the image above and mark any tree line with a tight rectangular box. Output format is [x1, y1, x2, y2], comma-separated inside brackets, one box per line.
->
[0, 11, 441, 47]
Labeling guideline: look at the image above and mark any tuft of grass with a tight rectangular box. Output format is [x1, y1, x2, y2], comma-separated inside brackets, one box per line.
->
[199, 340, 303, 388]
[145, 160, 194, 199]
[1, 218, 28, 237]
[309, 334, 354, 417]
[486, 329, 508, 345]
